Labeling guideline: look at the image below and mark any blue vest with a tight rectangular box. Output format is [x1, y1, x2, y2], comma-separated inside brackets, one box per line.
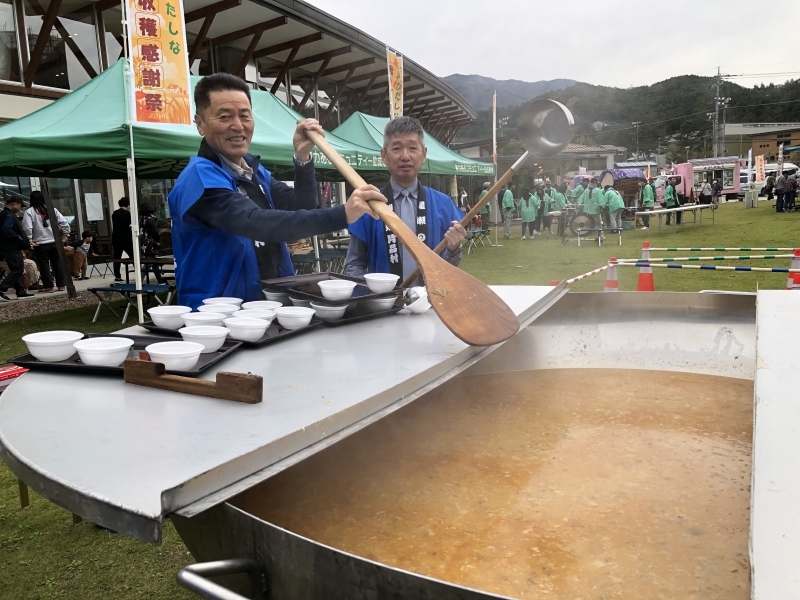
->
[347, 185, 464, 274]
[168, 156, 294, 309]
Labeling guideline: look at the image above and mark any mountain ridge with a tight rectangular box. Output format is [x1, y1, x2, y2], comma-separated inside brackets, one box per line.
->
[443, 74, 578, 111]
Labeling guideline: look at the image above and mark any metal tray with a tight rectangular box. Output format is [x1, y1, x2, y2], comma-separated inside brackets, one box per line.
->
[325, 301, 404, 327]
[9, 333, 242, 377]
[140, 318, 324, 347]
[261, 272, 402, 306]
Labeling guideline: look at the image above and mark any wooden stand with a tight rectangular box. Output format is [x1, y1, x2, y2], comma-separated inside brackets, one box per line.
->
[123, 360, 263, 404]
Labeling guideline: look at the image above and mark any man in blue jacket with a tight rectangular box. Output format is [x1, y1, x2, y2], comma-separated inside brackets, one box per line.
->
[169, 73, 384, 308]
[344, 116, 466, 285]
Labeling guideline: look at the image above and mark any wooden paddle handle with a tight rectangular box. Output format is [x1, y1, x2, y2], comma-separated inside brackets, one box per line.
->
[303, 126, 431, 259]
[124, 359, 263, 404]
[401, 151, 531, 287]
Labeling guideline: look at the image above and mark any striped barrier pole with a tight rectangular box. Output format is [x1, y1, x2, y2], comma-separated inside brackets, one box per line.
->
[618, 263, 800, 274]
[647, 247, 796, 252]
[618, 254, 794, 263]
[604, 258, 619, 292]
[565, 264, 610, 285]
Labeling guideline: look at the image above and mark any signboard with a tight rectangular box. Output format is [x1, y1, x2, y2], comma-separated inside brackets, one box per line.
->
[777, 143, 784, 179]
[386, 48, 403, 120]
[126, 0, 192, 125]
[84, 193, 104, 221]
[755, 154, 766, 183]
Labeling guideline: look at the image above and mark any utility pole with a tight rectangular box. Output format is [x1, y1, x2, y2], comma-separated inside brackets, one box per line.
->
[711, 66, 731, 158]
[632, 121, 641, 160]
[685, 146, 691, 162]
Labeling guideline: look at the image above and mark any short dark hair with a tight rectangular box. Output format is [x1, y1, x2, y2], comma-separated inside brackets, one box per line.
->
[81, 230, 94, 239]
[194, 73, 251, 116]
[140, 202, 155, 216]
[118, 197, 130, 208]
[383, 116, 426, 149]
[5, 197, 22, 205]
[30, 190, 45, 208]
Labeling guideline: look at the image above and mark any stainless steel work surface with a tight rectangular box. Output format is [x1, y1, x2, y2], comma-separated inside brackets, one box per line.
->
[751, 291, 800, 600]
[0, 286, 557, 543]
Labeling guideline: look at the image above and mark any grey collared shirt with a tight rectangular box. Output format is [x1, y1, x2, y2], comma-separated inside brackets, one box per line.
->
[344, 178, 462, 283]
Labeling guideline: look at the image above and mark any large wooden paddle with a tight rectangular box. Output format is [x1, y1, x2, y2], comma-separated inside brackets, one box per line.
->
[303, 127, 520, 346]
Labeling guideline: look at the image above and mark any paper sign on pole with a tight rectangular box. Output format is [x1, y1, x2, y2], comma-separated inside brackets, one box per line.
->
[84, 193, 105, 221]
[386, 48, 403, 120]
[126, 0, 192, 125]
[755, 154, 766, 183]
[777, 143, 784, 178]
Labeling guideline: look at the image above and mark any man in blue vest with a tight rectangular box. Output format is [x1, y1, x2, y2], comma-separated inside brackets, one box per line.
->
[344, 116, 466, 285]
[168, 73, 384, 308]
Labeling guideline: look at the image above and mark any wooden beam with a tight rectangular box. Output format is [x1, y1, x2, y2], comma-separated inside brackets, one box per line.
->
[211, 16, 287, 47]
[27, 0, 97, 78]
[404, 89, 435, 102]
[24, 0, 62, 87]
[234, 31, 263, 78]
[270, 44, 301, 94]
[417, 100, 453, 117]
[11, 0, 28, 74]
[321, 65, 357, 125]
[406, 95, 421, 115]
[323, 57, 374, 77]
[348, 68, 384, 84]
[253, 32, 323, 59]
[94, 3, 109, 70]
[287, 46, 352, 69]
[295, 57, 331, 113]
[351, 72, 380, 113]
[424, 106, 457, 128]
[185, 0, 240, 23]
[95, 0, 119, 12]
[188, 14, 215, 65]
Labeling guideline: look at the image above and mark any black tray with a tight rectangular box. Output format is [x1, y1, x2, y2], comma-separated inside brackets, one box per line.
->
[10, 333, 242, 377]
[324, 300, 403, 327]
[261, 272, 403, 306]
[140, 318, 324, 347]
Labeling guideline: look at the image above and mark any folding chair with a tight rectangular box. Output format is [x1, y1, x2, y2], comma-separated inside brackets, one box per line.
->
[89, 283, 172, 323]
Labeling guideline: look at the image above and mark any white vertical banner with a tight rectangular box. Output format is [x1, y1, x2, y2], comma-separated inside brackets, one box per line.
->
[777, 143, 784, 177]
[386, 48, 403, 120]
[747, 149, 752, 186]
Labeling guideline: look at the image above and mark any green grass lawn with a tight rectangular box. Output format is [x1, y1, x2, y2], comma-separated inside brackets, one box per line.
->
[0, 199, 797, 600]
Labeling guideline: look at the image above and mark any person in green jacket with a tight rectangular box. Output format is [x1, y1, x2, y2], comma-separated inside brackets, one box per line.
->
[664, 176, 682, 225]
[501, 183, 516, 239]
[570, 178, 588, 204]
[477, 182, 491, 229]
[553, 183, 568, 237]
[542, 182, 555, 234]
[518, 187, 538, 239]
[604, 185, 625, 229]
[579, 177, 605, 240]
[638, 179, 655, 230]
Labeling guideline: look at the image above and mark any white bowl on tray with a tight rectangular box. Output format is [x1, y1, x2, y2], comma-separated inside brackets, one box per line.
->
[263, 290, 290, 304]
[290, 296, 312, 308]
[241, 300, 282, 311]
[275, 306, 315, 330]
[145, 341, 204, 371]
[317, 279, 357, 301]
[404, 287, 431, 314]
[147, 305, 192, 330]
[197, 303, 240, 317]
[309, 302, 347, 323]
[224, 317, 270, 342]
[179, 326, 229, 353]
[182, 311, 226, 328]
[21, 330, 84, 362]
[363, 273, 400, 294]
[234, 309, 275, 324]
[202, 297, 243, 307]
[365, 295, 399, 313]
[73, 337, 134, 367]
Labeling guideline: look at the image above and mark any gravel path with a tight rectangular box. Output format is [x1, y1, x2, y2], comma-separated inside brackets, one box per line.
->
[0, 291, 99, 322]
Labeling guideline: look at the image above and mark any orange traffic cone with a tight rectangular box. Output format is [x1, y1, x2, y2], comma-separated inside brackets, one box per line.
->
[604, 257, 619, 292]
[550, 280, 560, 286]
[787, 249, 800, 290]
[637, 241, 655, 292]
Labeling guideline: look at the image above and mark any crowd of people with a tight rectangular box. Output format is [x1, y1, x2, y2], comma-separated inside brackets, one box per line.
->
[764, 170, 798, 212]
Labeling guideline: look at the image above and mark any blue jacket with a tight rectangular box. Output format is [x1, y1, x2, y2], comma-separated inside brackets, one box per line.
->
[169, 139, 347, 308]
[347, 184, 463, 275]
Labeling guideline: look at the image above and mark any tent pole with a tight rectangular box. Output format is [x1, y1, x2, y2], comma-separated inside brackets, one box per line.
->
[41, 171, 77, 299]
[121, 0, 144, 323]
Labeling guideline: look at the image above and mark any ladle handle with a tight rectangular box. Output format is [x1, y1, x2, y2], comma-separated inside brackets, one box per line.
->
[401, 151, 531, 287]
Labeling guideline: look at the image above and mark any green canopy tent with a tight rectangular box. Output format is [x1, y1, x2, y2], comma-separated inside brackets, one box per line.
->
[332, 112, 496, 177]
[0, 59, 383, 180]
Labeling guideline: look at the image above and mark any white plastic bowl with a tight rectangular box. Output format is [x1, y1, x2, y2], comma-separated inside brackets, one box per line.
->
[365, 295, 399, 313]
[363, 273, 400, 294]
[275, 306, 315, 330]
[182, 311, 226, 328]
[202, 297, 243, 307]
[309, 302, 347, 323]
[145, 341, 204, 371]
[234, 309, 275, 323]
[405, 287, 431, 314]
[197, 303, 240, 317]
[179, 326, 229, 353]
[147, 305, 192, 330]
[317, 279, 357, 301]
[22, 330, 84, 362]
[290, 296, 312, 308]
[73, 337, 134, 367]
[263, 290, 290, 304]
[224, 317, 269, 342]
[241, 300, 282, 311]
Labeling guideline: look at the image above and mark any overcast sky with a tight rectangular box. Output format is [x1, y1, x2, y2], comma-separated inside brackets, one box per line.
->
[306, 0, 798, 89]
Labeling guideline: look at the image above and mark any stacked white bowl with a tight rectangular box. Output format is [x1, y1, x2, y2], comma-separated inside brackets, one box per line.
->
[182, 311, 227, 328]
[179, 326, 229, 353]
[21, 331, 84, 362]
[275, 306, 315, 330]
[73, 337, 135, 367]
[317, 279, 357, 301]
[145, 341, 204, 370]
[148, 305, 192, 330]
[224, 317, 269, 341]
[202, 297, 243, 307]
[309, 302, 347, 322]
[363, 273, 400, 293]
[197, 303, 240, 317]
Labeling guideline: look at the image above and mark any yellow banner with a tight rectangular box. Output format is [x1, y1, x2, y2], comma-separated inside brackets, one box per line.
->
[386, 48, 403, 120]
[755, 154, 766, 183]
[127, 0, 191, 125]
